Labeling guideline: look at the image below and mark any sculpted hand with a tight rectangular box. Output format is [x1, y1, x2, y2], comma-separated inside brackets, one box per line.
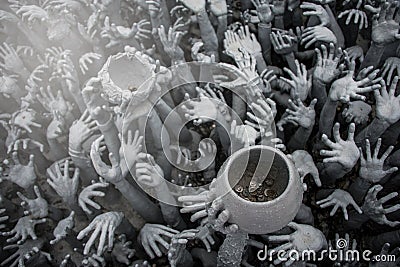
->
[281, 60, 311, 101]
[79, 53, 102, 75]
[79, 179, 109, 214]
[2, 151, 36, 189]
[289, 150, 321, 187]
[50, 211, 75, 245]
[245, 98, 277, 137]
[301, 26, 337, 49]
[382, 57, 400, 85]
[345, 45, 364, 63]
[69, 109, 98, 151]
[0, 208, 8, 230]
[329, 61, 381, 103]
[112, 234, 135, 265]
[224, 30, 242, 61]
[17, 185, 48, 219]
[1, 238, 45, 267]
[230, 120, 258, 154]
[371, 3, 400, 45]
[136, 153, 164, 187]
[77, 211, 124, 255]
[374, 77, 400, 124]
[179, 0, 206, 13]
[280, 97, 316, 130]
[342, 101, 371, 124]
[3, 216, 46, 244]
[47, 158, 79, 203]
[11, 108, 41, 133]
[300, 2, 330, 26]
[320, 123, 360, 170]
[362, 185, 400, 227]
[206, 198, 238, 234]
[251, 0, 274, 24]
[158, 24, 185, 61]
[338, 9, 368, 30]
[267, 222, 327, 266]
[270, 31, 297, 55]
[238, 25, 262, 57]
[317, 189, 362, 220]
[359, 139, 398, 183]
[168, 230, 197, 267]
[314, 43, 343, 84]
[90, 135, 123, 184]
[139, 223, 179, 259]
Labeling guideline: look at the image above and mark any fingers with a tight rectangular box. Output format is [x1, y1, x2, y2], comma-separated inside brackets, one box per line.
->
[379, 192, 398, 205]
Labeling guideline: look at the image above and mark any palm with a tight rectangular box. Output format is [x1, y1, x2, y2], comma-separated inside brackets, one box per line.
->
[376, 98, 400, 123]
[330, 76, 357, 102]
[373, 21, 400, 44]
[298, 107, 314, 128]
[315, 62, 339, 83]
[180, 0, 205, 13]
[257, 4, 274, 23]
[360, 161, 385, 182]
[9, 165, 36, 188]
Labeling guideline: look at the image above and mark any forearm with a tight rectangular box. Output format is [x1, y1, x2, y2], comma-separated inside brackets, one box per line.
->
[258, 22, 272, 65]
[254, 52, 268, 73]
[388, 149, 400, 167]
[274, 15, 284, 29]
[155, 99, 192, 144]
[287, 126, 314, 152]
[72, 92, 86, 113]
[319, 162, 350, 186]
[68, 147, 98, 186]
[97, 116, 121, 162]
[159, 0, 171, 29]
[324, 5, 345, 48]
[216, 15, 228, 53]
[283, 53, 297, 73]
[348, 177, 372, 204]
[319, 98, 337, 138]
[171, 65, 197, 99]
[354, 117, 391, 147]
[196, 9, 219, 59]
[45, 139, 68, 161]
[114, 178, 164, 223]
[366, 230, 400, 254]
[311, 77, 328, 114]
[359, 42, 386, 71]
[155, 183, 186, 230]
[177, 250, 194, 267]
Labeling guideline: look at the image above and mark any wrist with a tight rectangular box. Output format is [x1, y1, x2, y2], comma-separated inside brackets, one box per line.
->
[375, 116, 392, 128]
[96, 113, 114, 129]
[69, 141, 83, 152]
[284, 52, 295, 59]
[217, 13, 228, 19]
[64, 195, 77, 206]
[371, 41, 387, 48]
[259, 22, 272, 28]
[196, 7, 207, 16]
[114, 176, 127, 188]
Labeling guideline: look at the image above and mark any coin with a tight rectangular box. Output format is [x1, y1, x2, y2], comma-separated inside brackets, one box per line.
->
[234, 185, 243, 193]
[265, 179, 274, 186]
[243, 189, 250, 197]
[264, 189, 277, 198]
